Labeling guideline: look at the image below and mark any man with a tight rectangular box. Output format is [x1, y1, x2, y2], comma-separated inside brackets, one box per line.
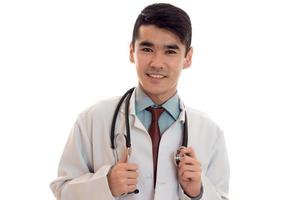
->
[50, 3, 229, 200]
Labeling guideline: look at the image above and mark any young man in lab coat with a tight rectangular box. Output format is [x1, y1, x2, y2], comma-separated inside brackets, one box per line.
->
[50, 3, 230, 200]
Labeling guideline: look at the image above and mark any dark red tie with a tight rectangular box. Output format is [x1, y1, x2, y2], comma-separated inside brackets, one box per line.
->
[146, 106, 165, 188]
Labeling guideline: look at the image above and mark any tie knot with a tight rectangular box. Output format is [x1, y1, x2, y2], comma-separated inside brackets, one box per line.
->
[146, 106, 165, 121]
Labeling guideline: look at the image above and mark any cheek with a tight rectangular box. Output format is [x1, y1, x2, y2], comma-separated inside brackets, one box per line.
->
[169, 68, 183, 82]
[134, 53, 142, 65]
[135, 60, 147, 77]
[173, 70, 182, 79]
[169, 62, 183, 74]
[135, 55, 150, 70]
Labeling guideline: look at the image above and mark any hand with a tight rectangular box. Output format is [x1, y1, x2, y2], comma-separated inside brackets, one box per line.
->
[177, 147, 202, 197]
[107, 161, 139, 197]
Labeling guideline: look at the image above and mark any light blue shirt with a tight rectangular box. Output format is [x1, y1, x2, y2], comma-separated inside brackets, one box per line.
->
[135, 86, 181, 134]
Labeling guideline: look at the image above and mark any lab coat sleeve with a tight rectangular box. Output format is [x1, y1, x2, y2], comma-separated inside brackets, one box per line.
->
[50, 120, 115, 200]
[179, 184, 203, 200]
[180, 130, 230, 200]
[200, 131, 230, 200]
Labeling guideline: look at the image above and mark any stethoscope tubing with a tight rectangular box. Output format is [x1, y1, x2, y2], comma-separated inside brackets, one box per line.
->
[110, 87, 135, 150]
[110, 87, 188, 195]
[110, 87, 188, 153]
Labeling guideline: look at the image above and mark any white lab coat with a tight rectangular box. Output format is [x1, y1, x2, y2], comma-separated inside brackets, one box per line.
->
[50, 89, 230, 200]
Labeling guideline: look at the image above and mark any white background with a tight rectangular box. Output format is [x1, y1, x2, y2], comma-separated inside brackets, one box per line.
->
[0, 0, 299, 199]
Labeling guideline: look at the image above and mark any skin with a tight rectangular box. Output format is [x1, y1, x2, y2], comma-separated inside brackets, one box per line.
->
[107, 161, 139, 196]
[107, 25, 201, 197]
[130, 25, 193, 105]
[177, 147, 202, 197]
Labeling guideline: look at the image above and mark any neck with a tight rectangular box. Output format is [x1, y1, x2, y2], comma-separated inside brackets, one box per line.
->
[139, 84, 177, 105]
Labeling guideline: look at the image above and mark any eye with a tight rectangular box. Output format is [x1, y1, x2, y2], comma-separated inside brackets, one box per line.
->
[166, 50, 177, 54]
[140, 48, 153, 52]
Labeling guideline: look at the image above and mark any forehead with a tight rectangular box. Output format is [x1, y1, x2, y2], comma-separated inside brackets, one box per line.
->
[135, 25, 184, 48]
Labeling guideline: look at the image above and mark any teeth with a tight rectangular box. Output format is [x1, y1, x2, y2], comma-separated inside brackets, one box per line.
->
[148, 74, 164, 79]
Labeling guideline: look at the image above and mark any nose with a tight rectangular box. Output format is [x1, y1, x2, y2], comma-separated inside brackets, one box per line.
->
[150, 52, 165, 69]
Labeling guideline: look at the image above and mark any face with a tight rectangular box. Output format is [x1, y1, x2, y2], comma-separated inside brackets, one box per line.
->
[130, 25, 193, 104]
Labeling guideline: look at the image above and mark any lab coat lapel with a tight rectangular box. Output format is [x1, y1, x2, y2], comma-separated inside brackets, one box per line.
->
[119, 88, 147, 132]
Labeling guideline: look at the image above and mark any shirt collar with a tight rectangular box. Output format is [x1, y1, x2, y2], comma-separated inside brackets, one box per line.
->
[135, 85, 181, 120]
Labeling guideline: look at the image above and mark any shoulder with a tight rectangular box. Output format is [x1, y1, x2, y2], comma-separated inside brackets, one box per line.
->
[186, 106, 224, 140]
[186, 107, 218, 127]
[186, 107, 211, 121]
[76, 96, 122, 126]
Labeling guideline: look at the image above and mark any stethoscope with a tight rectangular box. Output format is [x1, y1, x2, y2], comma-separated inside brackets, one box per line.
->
[110, 87, 189, 194]
[110, 87, 189, 163]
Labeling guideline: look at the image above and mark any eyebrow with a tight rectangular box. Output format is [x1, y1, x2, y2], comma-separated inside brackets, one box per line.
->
[139, 41, 154, 47]
[138, 40, 180, 50]
[165, 44, 180, 50]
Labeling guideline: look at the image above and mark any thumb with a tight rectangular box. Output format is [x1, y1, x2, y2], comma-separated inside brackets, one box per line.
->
[117, 149, 129, 163]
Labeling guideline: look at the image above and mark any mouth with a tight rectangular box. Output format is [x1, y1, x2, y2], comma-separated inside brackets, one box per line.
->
[146, 73, 166, 79]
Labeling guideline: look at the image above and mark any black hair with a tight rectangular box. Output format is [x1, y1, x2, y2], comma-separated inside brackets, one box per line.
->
[131, 3, 192, 55]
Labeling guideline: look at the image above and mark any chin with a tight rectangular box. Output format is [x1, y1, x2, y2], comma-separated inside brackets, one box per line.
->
[141, 83, 163, 94]
[144, 86, 162, 94]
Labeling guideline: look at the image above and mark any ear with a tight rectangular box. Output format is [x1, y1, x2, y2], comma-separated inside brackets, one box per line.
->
[183, 47, 193, 69]
[129, 43, 135, 63]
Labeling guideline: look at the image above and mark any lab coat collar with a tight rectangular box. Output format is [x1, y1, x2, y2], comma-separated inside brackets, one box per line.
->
[119, 88, 137, 116]
[135, 85, 181, 121]
[120, 87, 187, 123]
[178, 97, 186, 123]
[119, 88, 146, 131]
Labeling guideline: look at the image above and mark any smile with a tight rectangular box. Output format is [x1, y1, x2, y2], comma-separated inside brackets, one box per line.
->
[146, 73, 166, 79]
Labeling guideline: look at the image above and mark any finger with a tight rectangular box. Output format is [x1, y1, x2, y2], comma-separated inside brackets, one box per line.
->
[179, 164, 200, 173]
[110, 164, 138, 181]
[126, 171, 139, 179]
[178, 164, 201, 178]
[115, 178, 137, 194]
[116, 163, 138, 171]
[178, 156, 201, 168]
[117, 150, 128, 163]
[126, 178, 138, 185]
[177, 146, 188, 158]
[187, 147, 196, 158]
[180, 171, 201, 182]
[125, 163, 138, 171]
[179, 147, 196, 158]
[127, 184, 138, 193]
